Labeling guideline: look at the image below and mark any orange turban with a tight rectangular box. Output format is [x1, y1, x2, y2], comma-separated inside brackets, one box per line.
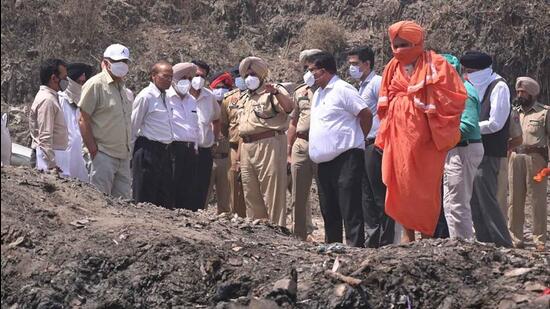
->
[388, 21, 424, 46]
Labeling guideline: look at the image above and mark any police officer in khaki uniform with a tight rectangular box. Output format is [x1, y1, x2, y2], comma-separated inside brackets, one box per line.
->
[509, 77, 549, 251]
[206, 72, 234, 213]
[238, 57, 294, 226]
[223, 84, 247, 217]
[497, 107, 523, 221]
[287, 49, 322, 240]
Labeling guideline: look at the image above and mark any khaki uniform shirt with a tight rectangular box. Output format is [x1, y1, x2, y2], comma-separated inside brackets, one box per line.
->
[213, 100, 230, 155]
[517, 102, 550, 154]
[290, 83, 314, 133]
[223, 89, 245, 144]
[238, 84, 290, 136]
[509, 108, 522, 139]
[29, 86, 69, 168]
[78, 70, 132, 159]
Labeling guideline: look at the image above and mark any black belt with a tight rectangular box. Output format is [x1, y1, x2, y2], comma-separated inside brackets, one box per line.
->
[173, 141, 195, 149]
[229, 142, 239, 150]
[135, 136, 173, 152]
[456, 139, 482, 147]
[365, 138, 376, 146]
[212, 153, 229, 159]
[296, 131, 309, 141]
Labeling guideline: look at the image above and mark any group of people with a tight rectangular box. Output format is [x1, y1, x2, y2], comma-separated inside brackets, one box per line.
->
[27, 20, 548, 251]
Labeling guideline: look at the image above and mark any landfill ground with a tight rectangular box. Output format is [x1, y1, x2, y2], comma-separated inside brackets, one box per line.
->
[1, 166, 549, 308]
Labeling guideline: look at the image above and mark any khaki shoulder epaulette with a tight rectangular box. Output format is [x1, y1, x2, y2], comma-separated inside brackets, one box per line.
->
[224, 88, 239, 99]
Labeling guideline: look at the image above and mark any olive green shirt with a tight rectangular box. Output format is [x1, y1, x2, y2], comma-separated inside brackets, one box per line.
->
[78, 70, 132, 159]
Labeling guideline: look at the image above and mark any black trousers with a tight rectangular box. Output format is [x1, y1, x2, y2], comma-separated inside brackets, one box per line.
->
[173, 141, 197, 210]
[433, 183, 450, 238]
[132, 136, 174, 208]
[192, 146, 213, 211]
[362, 143, 395, 248]
[318, 148, 365, 247]
[471, 156, 512, 247]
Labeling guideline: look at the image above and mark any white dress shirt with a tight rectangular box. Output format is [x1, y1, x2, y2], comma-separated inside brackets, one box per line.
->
[191, 88, 220, 148]
[59, 92, 88, 182]
[131, 82, 175, 145]
[358, 71, 382, 139]
[309, 75, 368, 164]
[166, 87, 199, 144]
[470, 69, 511, 135]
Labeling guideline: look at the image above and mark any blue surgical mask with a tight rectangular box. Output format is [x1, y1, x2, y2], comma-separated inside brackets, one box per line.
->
[349, 65, 363, 80]
[235, 77, 247, 91]
[213, 88, 229, 101]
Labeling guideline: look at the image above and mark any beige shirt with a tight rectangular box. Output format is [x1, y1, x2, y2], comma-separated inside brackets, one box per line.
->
[223, 89, 245, 144]
[518, 102, 550, 149]
[78, 70, 132, 159]
[509, 108, 522, 139]
[238, 84, 290, 136]
[290, 83, 314, 133]
[29, 85, 68, 168]
[213, 100, 230, 155]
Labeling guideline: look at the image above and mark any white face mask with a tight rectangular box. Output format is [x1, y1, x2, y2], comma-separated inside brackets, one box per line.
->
[467, 68, 492, 85]
[349, 65, 363, 80]
[213, 88, 229, 101]
[235, 77, 247, 91]
[59, 78, 69, 92]
[303, 71, 315, 87]
[175, 79, 191, 95]
[191, 76, 205, 90]
[109, 62, 129, 78]
[245, 76, 261, 91]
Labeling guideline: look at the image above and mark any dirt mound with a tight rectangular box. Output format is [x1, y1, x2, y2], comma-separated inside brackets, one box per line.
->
[1, 166, 548, 308]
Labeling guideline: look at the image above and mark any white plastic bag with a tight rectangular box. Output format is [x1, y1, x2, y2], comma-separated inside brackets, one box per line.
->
[1, 113, 12, 166]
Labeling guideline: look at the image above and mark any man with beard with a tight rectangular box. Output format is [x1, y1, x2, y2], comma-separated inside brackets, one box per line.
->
[508, 77, 548, 251]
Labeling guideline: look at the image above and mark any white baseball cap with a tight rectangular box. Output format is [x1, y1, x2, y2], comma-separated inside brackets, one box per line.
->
[103, 43, 130, 61]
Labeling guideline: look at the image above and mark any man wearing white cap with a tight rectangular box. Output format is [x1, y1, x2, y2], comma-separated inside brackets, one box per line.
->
[509, 76, 549, 251]
[78, 43, 133, 198]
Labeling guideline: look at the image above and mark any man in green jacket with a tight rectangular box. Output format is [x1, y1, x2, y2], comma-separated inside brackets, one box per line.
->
[442, 54, 484, 240]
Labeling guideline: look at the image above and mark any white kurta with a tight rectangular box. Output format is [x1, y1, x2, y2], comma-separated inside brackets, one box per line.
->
[58, 92, 89, 182]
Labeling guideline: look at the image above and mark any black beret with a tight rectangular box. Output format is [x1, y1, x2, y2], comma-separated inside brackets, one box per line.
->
[459, 51, 492, 70]
[67, 63, 94, 81]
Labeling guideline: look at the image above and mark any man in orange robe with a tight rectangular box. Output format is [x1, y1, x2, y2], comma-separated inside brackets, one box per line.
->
[375, 21, 467, 241]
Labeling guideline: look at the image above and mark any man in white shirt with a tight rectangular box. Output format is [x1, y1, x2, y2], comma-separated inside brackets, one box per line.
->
[189, 60, 221, 211]
[167, 62, 200, 210]
[460, 51, 513, 247]
[131, 60, 175, 208]
[58, 63, 94, 182]
[347, 46, 395, 248]
[307, 51, 373, 247]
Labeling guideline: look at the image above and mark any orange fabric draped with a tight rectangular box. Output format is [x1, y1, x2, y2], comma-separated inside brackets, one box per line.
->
[374, 50, 467, 235]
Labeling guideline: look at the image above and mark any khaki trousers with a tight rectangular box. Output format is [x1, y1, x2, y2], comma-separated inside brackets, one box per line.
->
[90, 151, 131, 199]
[497, 156, 510, 221]
[229, 148, 246, 217]
[290, 138, 317, 240]
[508, 152, 548, 246]
[240, 134, 287, 226]
[207, 156, 231, 214]
[443, 143, 484, 240]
